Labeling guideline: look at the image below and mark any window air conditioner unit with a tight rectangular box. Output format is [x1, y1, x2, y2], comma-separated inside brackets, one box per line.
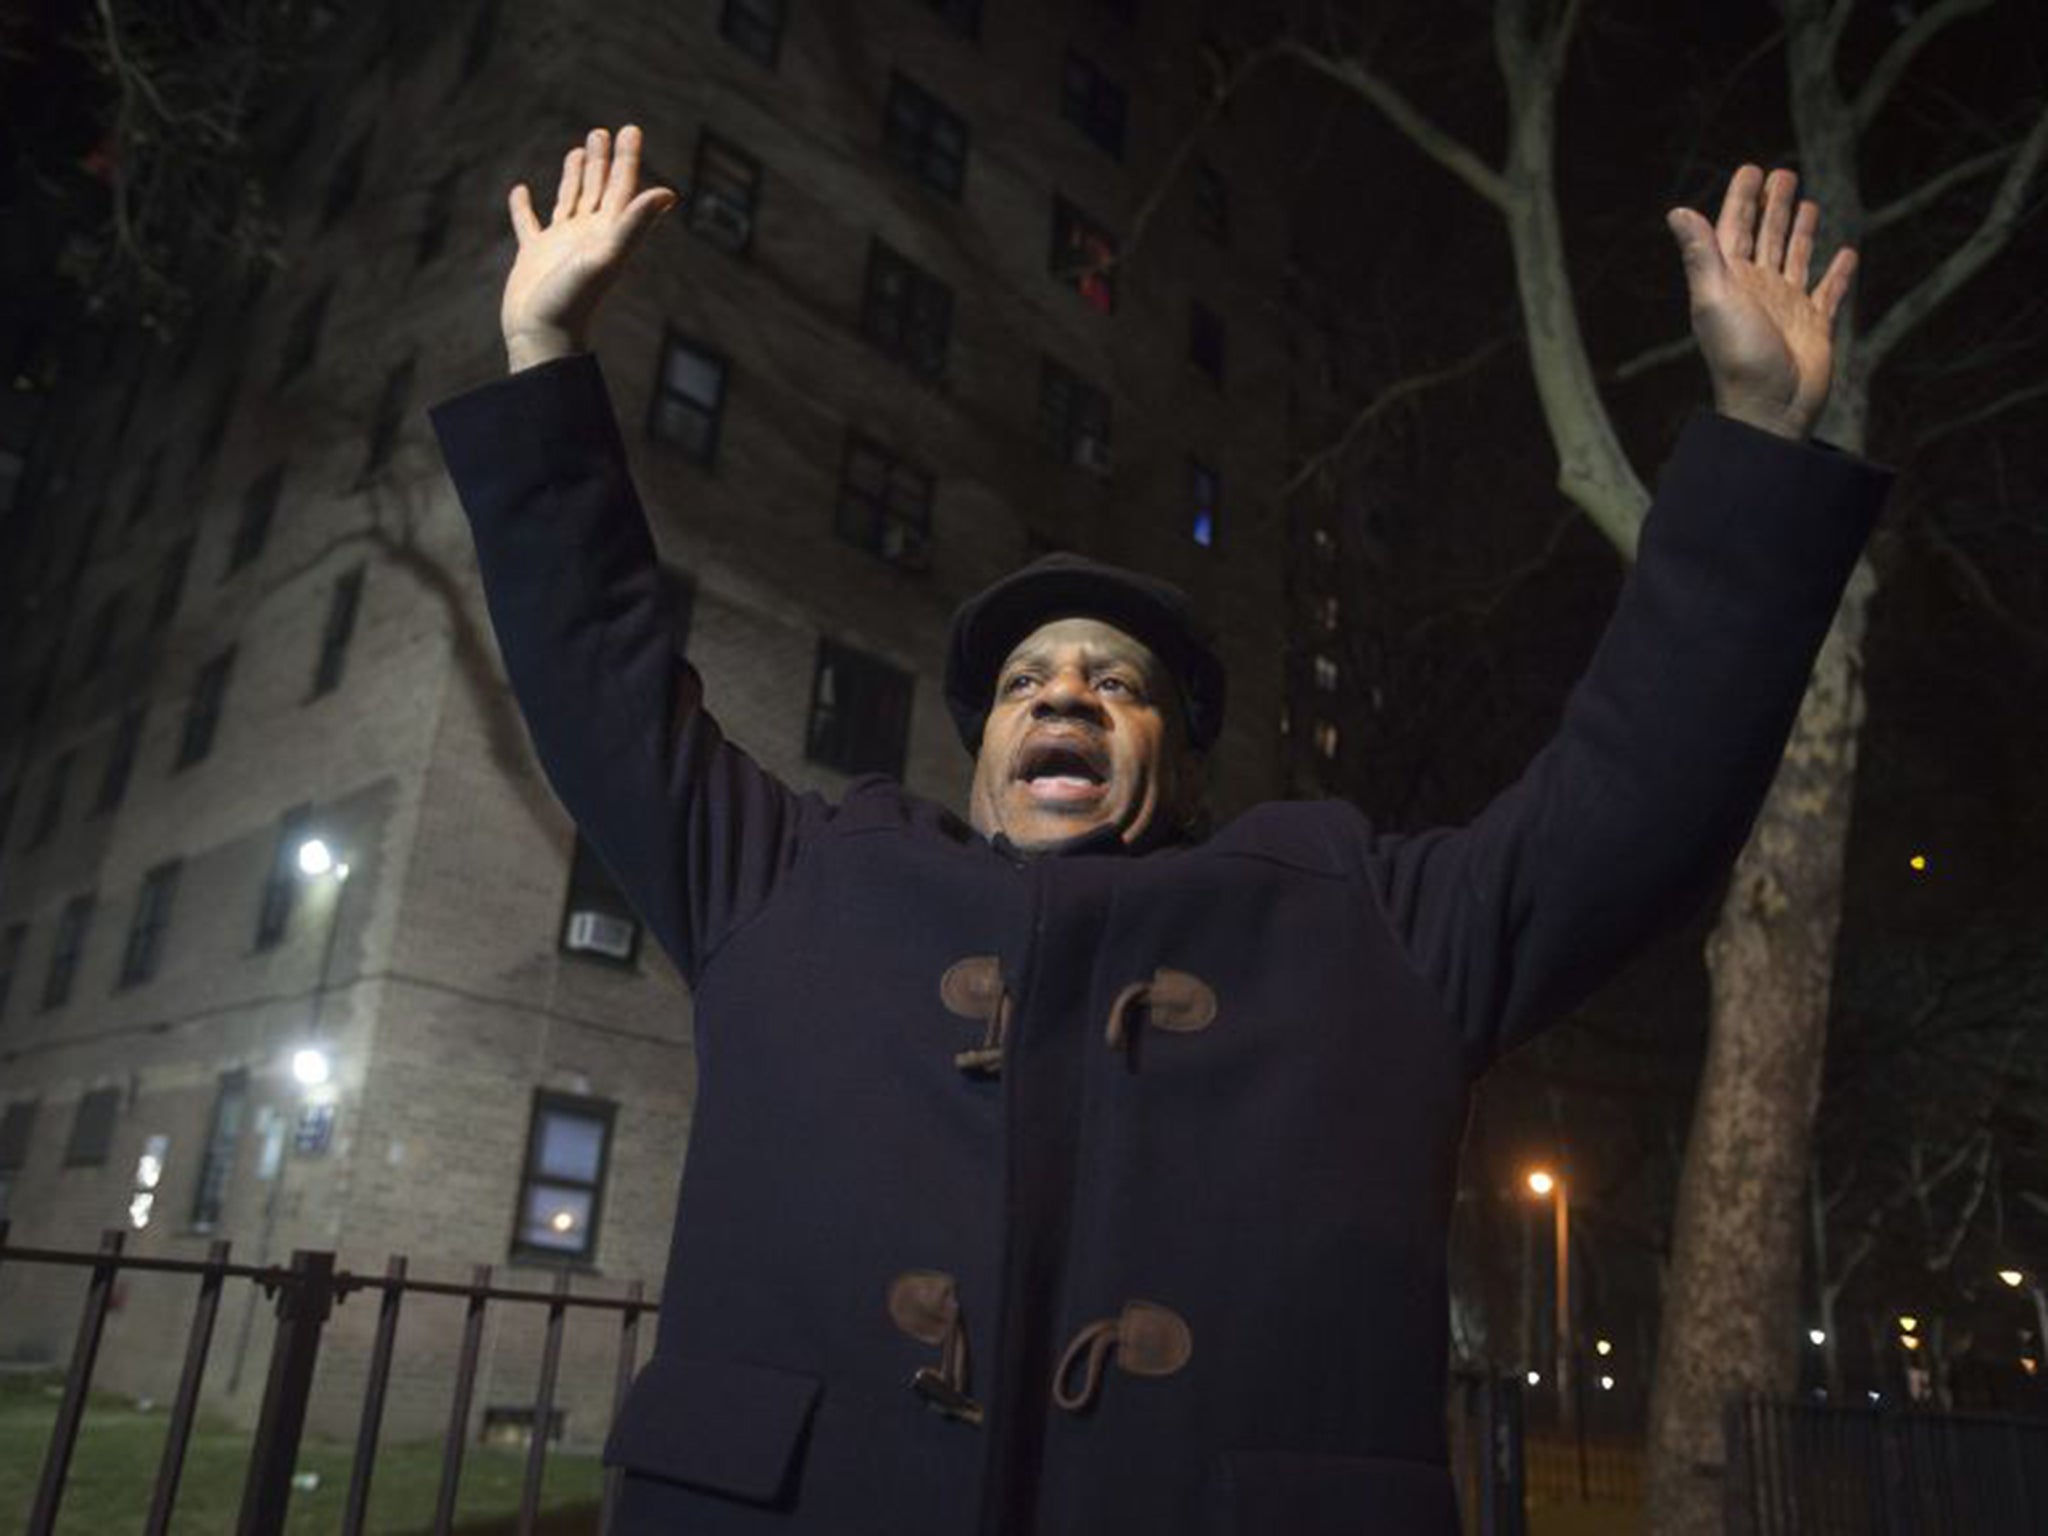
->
[564, 909, 636, 960]
[1072, 436, 1112, 475]
[690, 194, 752, 253]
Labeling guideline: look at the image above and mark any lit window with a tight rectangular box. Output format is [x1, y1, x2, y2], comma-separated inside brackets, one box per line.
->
[513, 1092, 615, 1261]
[1313, 654, 1338, 692]
[688, 130, 761, 254]
[1314, 720, 1339, 759]
[648, 330, 729, 464]
[1189, 460, 1219, 548]
[1050, 197, 1118, 314]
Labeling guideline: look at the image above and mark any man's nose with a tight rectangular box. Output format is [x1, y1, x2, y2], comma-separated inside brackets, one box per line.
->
[1031, 667, 1106, 722]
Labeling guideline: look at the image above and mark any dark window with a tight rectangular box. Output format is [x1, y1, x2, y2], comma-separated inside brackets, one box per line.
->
[883, 73, 969, 201]
[63, 1086, 121, 1168]
[806, 639, 914, 778]
[150, 538, 193, 633]
[1189, 300, 1225, 383]
[718, 0, 783, 65]
[861, 241, 953, 379]
[195, 372, 240, 467]
[176, 650, 235, 769]
[836, 434, 933, 570]
[1049, 198, 1117, 314]
[559, 833, 641, 966]
[228, 464, 284, 574]
[29, 751, 73, 848]
[0, 1099, 34, 1172]
[279, 282, 334, 387]
[1189, 460, 1220, 548]
[512, 1091, 616, 1261]
[254, 805, 313, 950]
[459, 0, 502, 82]
[126, 449, 163, 527]
[96, 706, 146, 814]
[648, 331, 728, 464]
[687, 131, 760, 254]
[79, 589, 126, 680]
[1060, 51, 1127, 159]
[321, 131, 372, 232]
[1038, 357, 1112, 471]
[362, 356, 417, 480]
[0, 924, 26, 1023]
[311, 566, 366, 698]
[1193, 160, 1228, 242]
[190, 1069, 249, 1229]
[117, 860, 180, 988]
[417, 165, 462, 269]
[43, 894, 95, 1010]
[922, 0, 981, 35]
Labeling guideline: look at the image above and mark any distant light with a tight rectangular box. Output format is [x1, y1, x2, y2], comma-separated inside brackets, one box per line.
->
[1191, 510, 1215, 548]
[292, 1047, 331, 1087]
[1599, 1374, 1615, 1391]
[1526, 1370, 1541, 1386]
[1999, 1269, 2026, 1289]
[1527, 1170, 1556, 1197]
[1900, 1335, 1921, 1352]
[1898, 1315, 1918, 1333]
[335, 862, 351, 882]
[1867, 1390, 1882, 1403]
[136, 1154, 163, 1190]
[1809, 1329, 1827, 1346]
[128, 1192, 155, 1230]
[1595, 1339, 1613, 1357]
[297, 839, 335, 877]
[549, 1210, 577, 1233]
[2024, 1358, 2040, 1377]
[1908, 853, 1928, 872]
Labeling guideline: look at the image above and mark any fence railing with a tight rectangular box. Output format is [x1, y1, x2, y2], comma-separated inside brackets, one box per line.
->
[1727, 1392, 2048, 1536]
[0, 1220, 651, 1536]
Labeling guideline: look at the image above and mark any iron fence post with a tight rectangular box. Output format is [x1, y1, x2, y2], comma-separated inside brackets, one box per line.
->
[235, 1247, 338, 1536]
[26, 1227, 124, 1536]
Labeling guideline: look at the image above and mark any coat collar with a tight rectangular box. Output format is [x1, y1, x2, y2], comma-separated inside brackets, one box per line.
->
[988, 822, 1189, 864]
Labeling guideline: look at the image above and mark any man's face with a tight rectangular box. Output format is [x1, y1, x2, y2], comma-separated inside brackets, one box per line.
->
[968, 617, 1198, 852]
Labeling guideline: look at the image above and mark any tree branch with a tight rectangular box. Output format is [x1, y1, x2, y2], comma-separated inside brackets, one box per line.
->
[1853, 0, 1998, 131]
[1865, 143, 2017, 238]
[1608, 333, 1695, 383]
[1272, 36, 1512, 210]
[1917, 517, 2048, 662]
[1908, 375, 2048, 453]
[1278, 336, 1506, 499]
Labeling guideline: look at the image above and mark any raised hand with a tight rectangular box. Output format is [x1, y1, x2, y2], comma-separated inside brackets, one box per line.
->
[501, 125, 679, 372]
[1666, 165, 1857, 440]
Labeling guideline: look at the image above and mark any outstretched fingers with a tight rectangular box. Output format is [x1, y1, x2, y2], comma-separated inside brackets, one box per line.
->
[1785, 199, 1818, 288]
[577, 128, 609, 216]
[552, 146, 582, 223]
[602, 124, 644, 213]
[1754, 167, 1797, 269]
[1813, 246, 1858, 326]
[509, 183, 541, 245]
[1714, 163, 1764, 262]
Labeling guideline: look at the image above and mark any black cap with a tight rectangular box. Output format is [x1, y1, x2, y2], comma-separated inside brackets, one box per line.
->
[943, 553, 1227, 754]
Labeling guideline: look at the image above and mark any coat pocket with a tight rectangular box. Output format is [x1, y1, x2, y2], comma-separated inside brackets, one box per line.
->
[1212, 1450, 1462, 1536]
[603, 1353, 823, 1507]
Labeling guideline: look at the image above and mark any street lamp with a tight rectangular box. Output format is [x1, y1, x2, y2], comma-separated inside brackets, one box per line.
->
[1997, 1267, 2048, 1369]
[1526, 1166, 1572, 1433]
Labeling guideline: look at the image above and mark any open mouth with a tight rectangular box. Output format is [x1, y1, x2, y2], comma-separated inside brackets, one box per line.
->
[1015, 735, 1110, 805]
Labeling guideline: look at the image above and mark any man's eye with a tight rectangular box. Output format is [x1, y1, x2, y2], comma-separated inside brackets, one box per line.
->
[1099, 676, 1140, 696]
[1003, 674, 1037, 695]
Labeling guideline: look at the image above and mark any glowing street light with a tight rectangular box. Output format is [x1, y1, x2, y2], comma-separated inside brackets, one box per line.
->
[1527, 1170, 1556, 1197]
[292, 1047, 331, 1087]
[1898, 1315, 1919, 1334]
[1599, 1374, 1615, 1391]
[1808, 1328, 1827, 1347]
[1899, 1334, 1922, 1352]
[1526, 1370, 1541, 1386]
[1908, 853, 1929, 873]
[1999, 1269, 2026, 1289]
[297, 838, 334, 877]
[1595, 1338, 1612, 1357]
[1524, 1166, 1573, 1433]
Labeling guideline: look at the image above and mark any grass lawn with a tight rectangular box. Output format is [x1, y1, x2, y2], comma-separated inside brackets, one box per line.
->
[0, 1371, 603, 1535]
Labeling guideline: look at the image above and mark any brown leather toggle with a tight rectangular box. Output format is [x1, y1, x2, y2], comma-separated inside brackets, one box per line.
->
[888, 1270, 983, 1426]
[941, 956, 1011, 1078]
[1052, 1300, 1193, 1413]
[1104, 969, 1218, 1059]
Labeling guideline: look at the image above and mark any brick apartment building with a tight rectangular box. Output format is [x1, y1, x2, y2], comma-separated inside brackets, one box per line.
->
[0, 0, 1360, 1446]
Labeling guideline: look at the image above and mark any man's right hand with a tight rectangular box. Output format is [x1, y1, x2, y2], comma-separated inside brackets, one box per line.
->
[501, 125, 679, 373]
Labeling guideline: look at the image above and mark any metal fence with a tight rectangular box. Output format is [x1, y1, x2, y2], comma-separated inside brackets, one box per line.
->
[0, 1221, 650, 1536]
[1450, 1369, 1529, 1536]
[1727, 1393, 2048, 1536]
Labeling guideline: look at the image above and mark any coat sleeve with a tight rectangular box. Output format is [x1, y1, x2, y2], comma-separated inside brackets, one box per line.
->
[1359, 412, 1891, 1077]
[428, 351, 820, 987]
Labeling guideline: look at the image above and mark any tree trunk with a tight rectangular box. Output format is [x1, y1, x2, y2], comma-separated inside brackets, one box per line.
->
[1643, 563, 1876, 1534]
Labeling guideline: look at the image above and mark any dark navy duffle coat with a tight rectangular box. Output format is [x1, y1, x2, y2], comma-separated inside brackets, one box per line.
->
[429, 354, 1887, 1535]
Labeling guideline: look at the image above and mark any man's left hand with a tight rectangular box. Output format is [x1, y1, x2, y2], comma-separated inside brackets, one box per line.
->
[1667, 165, 1857, 441]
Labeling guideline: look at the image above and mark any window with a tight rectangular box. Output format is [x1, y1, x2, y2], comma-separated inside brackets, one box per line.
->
[176, 650, 234, 769]
[0, 925, 26, 1022]
[512, 1091, 616, 1261]
[254, 805, 313, 950]
[96, 707, 146, 815]
[883, 73, 969, 200]
[417, 165, 462, 269]
[1189, 301, 1225, 383]
[921, 0, 981, 36]
[648, 331, 729, 464]
[1313, 654, 1339, 692]
[228, 464, 284, 574]
[362, 356, 417, 480]
[190, 1069, 248, 1229]
[719, 0, 783, 66]
[150, 538, 193, 633]
[806, 639, 914, 778]
[321, 130, 372, 232]
[0, 1099, 35, 1173]
[64, 1086, 121, 1168]
[311, 566, 366, 698]
[1049, 198, 1117, 314]
[43, 894, 95, 1010]
[1038, 357, 1112, 471]
[687, 131, 760, 254]
[559, 832, 641, 965]
[1314, 720, 1340, 760]
[836, 434, 933, 569]
[118, 861, 180, 988]
[1189, 460, 1219, 548]
[279, 281, 334, 387]
[861, 240, 953, 378]
[1193, 160, 1229, 242]
[1316, 594, 1340, 633]
[79, 590, 125, 681]
[1061, 51, 1128, 159]
[125, 449, 163, 527]
[1310, 525, 1337, 566]
[29, 751, 73, 849]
